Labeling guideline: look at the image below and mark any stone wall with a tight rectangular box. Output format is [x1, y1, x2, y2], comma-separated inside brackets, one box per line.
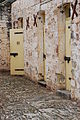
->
[0, 5, 11, 71]
[71, 0, 80, 99]
[0, 21, 9, 70]
[12, 0, 80, 99]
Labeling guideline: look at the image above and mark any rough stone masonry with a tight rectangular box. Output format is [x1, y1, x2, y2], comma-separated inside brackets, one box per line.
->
[0, 72, 80, 120]
[11, 0, 80, 100]
[0, 4, 11, 71]
[0, 0, 80, 100]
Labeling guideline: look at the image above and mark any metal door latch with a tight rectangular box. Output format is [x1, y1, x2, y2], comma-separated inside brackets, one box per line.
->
[64, 56, 71, 63]
[68, 26, 71, 29]
[43, 53, 46, 59]
[10, 53, 18, 57]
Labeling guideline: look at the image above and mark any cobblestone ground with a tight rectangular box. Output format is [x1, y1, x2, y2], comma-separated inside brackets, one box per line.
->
[0, 72, 80, 120]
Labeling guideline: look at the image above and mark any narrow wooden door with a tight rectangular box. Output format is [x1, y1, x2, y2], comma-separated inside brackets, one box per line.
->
[10, 29, 24, 75]
[65, 17, 72, 90]
[38, 11, 46, 81]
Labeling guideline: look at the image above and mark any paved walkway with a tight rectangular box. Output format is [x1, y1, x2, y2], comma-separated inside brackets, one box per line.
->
[0, 72, 80, 120]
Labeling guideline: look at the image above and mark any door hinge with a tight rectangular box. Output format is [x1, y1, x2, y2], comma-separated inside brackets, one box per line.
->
[15, 69, 24, 71]
[64, 56, 71, 63]
[14, 32, 23, 34]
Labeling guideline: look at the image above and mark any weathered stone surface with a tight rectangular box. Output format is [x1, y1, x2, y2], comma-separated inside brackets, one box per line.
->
[11, 0, 80, 100]
[0, 72, 80, 120]
[0, 5, 11, 71]
[71, 0, 80, 99]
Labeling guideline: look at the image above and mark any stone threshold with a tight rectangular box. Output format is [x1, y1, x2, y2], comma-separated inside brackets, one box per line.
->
[38, 80, 46, 87]
[56, 90, 71, 100]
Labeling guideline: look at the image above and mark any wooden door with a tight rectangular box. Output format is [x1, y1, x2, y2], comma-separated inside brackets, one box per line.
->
[38, 11, 46, 81]
[10, 29, 24, 75]
[65, 18, 72, 90]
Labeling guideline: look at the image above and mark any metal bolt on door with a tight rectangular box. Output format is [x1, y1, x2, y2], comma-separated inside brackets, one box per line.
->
[10, 29, 24, 75]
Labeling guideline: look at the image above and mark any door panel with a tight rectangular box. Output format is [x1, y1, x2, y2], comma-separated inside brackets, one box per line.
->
[10, 29, 24, 75]
[66, 18, 72, 90]
[37, 11, 46, 81]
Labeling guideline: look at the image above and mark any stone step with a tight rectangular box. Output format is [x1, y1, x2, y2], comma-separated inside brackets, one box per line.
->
[38, 80, 46, 87]
[56, 90, 71, 100]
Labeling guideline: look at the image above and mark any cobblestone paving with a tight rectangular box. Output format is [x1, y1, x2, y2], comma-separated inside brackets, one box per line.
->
[0, 72, 80, 120]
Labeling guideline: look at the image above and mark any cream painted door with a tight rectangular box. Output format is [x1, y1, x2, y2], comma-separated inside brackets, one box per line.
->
[65, 18, 72, 90]
[38, 11, 46, 81]
[10, 29, 24, 75]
